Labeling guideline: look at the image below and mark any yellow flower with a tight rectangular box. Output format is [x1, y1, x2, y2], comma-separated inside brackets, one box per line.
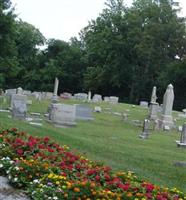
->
[56, 181, 60, 185]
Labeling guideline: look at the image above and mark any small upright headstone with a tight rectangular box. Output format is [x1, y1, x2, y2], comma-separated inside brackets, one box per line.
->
[159, 84, 174, 129]
[140, 101, 148, 108]
[74, 93, 88, 101]
[16, 87, 23, 95]
[122, 113, 129, 121]
[92, 94, 102, 102]
[176, 123, 186, 148]
[139, 119, 150, 139]
[109, 96, 119, 104]
[104, 97, 110, 102]
[11, 94, 27, 119]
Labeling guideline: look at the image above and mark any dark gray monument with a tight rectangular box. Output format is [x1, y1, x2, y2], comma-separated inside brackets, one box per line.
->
[75, 105, 94, 120]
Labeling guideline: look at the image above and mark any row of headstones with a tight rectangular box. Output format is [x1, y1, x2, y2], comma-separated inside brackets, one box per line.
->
[139, 118, 186, 148]
[4, 89, 119, 104]
[63, 92, 119, 104]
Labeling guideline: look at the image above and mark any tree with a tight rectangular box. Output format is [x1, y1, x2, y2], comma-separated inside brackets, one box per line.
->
[0, 0, 19, 88]
[80, 0, 186, 104]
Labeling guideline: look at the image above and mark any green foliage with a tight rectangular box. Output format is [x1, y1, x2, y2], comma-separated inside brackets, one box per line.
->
[0, 0, 186, 110]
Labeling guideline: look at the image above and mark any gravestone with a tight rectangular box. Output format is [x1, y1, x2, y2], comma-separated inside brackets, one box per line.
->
[23, 90, 32, 96]
[74, 93, 88, 101]
[60, 92, 72, 99]
[176, 123, 186, 148]
[16, 87, 23, 95]
[159, 84, 174, 129]
[88, 91, 91, 102]
[150, 86, 157, 103]
[11, 94, 27, 119]
[45, 92, 53, 99]
[75, 104, 94, 120]
[109, 96, 119, 104]
[52, 77, 59, 102]
[149, 102, 159, 120]
[49, 103, 76, 126]
[92, 94, 102, 102]
[104, 96, 110, 102]
[139, 101, 148, 108]
[5, 89, 17, 96]
[149, 86, 158, 120]
[139, 119, 150, 139]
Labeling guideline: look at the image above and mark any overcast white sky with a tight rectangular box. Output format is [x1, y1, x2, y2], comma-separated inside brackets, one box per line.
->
[11, 0, 186, 42]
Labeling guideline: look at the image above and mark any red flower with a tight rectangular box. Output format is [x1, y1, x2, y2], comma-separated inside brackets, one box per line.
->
[17, 149, 23, 155]
[118, 183, 130, 191]
[95, 175, 100, 181]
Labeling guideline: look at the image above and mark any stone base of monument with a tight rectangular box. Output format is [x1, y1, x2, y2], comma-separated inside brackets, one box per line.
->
[47, 119, 77, 128]
[158, 114, 174, 129]
[149, 102, 158, 120]
[176, 140, 186, 148]
[51, 95, 59, 103]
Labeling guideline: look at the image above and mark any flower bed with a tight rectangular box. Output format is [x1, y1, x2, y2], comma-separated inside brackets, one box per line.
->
[0, 128, 185, 200]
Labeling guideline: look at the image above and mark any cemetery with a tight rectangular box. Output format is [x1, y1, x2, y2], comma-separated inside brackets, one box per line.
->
[1, 0, 186, 199]
[0, 84, 186, 199]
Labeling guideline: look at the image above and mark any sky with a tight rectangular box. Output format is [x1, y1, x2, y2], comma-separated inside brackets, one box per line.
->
[11, 0, 186, 42]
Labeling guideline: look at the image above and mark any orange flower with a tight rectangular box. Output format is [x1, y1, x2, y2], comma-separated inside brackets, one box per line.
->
[90, 182, 96, 188]
[74, 187, 80, 192]
[64, 193, 68, 198]
[127, 192, 133, 197]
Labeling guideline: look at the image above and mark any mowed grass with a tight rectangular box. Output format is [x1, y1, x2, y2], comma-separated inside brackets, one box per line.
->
[0, 97, 186, 192]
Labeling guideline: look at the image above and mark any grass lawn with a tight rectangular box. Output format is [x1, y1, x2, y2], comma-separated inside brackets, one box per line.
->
[0, 96, 186, 192]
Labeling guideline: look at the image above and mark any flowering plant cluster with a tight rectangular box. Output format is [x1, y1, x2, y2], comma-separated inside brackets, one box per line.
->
[0, 127, 185, 200]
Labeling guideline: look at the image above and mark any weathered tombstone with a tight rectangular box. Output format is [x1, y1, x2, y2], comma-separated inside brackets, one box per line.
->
[92, 94, 102, 102]
[45, 92, 53, 99]
[139, 119, 150, 139]
[23, 90, 32, 96]
[74, 93, 88, 101]
[122, 113, 129, 121]
[75, 104, 94, 120]
[11, 94, 27, 119]
[51, 77, 59, 102]
[60, 92, 72, 99]
[48, 103, 76, 127]
[159, 84, 174, 129]
[104, 96, 110, 102]
[88, 91, 91, 102]
[150, 86, 157, 103]
[149, 102, 159, 120]
[16, 87, 23, 95]
[109, 96, 119, 104]
[176, 123, 186, 148]
[0, 89, 3, 96]
[5, 89, 17, 96]
[139, 101, 148, 108]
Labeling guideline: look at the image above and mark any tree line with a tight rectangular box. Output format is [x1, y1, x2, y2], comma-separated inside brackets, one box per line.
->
[0, 0, 186, 109]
